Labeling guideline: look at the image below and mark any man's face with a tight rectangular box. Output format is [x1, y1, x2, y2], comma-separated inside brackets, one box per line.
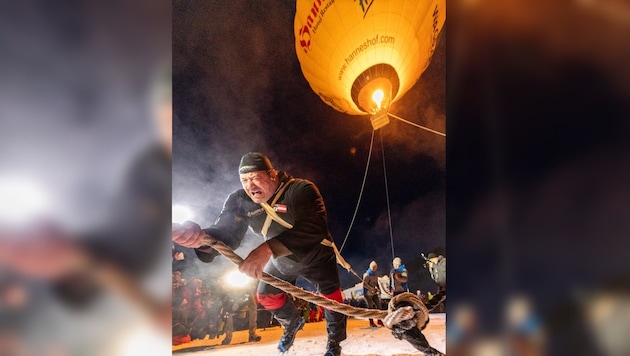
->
[240, 170, 278, 204]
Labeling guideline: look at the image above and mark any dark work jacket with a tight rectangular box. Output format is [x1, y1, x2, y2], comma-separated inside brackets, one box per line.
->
[195, 171, 335, 269]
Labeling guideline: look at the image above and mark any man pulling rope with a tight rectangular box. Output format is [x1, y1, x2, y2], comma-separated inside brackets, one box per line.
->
[172, 152, 444, 355]
[199, 236, 445, 356]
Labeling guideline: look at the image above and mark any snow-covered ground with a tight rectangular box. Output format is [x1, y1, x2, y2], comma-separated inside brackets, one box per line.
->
[173, 313, 445, 356]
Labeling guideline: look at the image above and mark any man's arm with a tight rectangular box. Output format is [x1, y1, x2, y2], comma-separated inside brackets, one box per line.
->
[192, 191, 250, 263]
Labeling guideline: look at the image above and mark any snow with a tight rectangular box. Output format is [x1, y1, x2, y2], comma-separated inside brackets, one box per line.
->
[173, 313, 445, 356]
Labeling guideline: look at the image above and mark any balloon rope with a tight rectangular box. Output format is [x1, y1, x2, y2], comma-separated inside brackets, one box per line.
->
[202, 235, 387, 320]
[380, 130, 396, 261]
[387, 113, 446, 137]
[200, 236, 445, 355]
[339, 129, 375, 253]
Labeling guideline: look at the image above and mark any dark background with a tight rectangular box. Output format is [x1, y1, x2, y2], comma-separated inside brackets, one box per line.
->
[2, 0, 630, 354]
[172, 1, 446, 295]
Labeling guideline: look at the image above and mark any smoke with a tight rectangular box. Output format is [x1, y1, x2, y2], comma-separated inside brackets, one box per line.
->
[172, 1, 298, 222]
[385, 29, 446, 169]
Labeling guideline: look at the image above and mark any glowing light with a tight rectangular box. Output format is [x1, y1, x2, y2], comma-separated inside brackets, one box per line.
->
[0, 175, 50, 225]
[372, 89, 384, 110]
[225, 269, 252, 288]
[172, 205, 192, 224]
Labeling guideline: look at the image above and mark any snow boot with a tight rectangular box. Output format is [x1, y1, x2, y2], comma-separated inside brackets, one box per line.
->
[273, 300, 305, 353]
[277, 316, 305, 352]
[323, 309, 346, 355]
[324, 340, 342, 356]
[324, 308, 347, 343]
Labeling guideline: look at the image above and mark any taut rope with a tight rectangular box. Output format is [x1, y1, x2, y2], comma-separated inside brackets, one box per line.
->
[200, 235, 445, 355]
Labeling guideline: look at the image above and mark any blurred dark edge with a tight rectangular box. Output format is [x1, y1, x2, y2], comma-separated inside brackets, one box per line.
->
[0, 0, 171, 354]
[447, 0, 630, 354]
[4, 0, 630, 354]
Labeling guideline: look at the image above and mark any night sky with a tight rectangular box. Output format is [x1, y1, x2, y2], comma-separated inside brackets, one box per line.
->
[172, 1, 445, 293]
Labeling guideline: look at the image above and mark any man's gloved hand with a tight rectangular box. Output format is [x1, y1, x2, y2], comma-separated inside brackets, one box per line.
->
[172, 221, 205, 248]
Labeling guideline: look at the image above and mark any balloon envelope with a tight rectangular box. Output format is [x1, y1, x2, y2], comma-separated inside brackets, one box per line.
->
[294, 0, 446, 115]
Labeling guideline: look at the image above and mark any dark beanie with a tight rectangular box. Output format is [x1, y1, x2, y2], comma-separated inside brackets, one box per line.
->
[239, 152, 273, 174]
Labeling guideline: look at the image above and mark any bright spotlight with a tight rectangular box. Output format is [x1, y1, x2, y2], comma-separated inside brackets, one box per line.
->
[0, 175, 50, 226]
[172, 205, 192, 224]
[372, 89, 384, 110]
[225, 269, 252, 288]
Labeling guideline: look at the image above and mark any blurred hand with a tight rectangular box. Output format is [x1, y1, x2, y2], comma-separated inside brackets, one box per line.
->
[0, 223, 88, 280]
[239, 242, 272, 279]
[172, 220, 205, 248]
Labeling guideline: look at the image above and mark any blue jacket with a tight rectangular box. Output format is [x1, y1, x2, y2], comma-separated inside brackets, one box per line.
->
[390, 265, 409, 293]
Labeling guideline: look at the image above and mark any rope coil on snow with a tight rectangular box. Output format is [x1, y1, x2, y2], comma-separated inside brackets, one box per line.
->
[201, 236, 445, 355]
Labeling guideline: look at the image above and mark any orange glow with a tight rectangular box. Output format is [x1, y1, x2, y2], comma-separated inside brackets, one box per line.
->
[372, 89, 384, 110]
[294, 0, 445, 115]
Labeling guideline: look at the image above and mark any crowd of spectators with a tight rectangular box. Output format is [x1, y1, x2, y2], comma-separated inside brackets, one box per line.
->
[171, 249, 448, 347]
[171, 250, 262, 346]
[171, 249, 343, 347]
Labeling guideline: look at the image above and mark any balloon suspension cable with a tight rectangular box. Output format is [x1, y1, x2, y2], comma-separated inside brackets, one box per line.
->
[387, 113, 446, 137]
[339, 129, 375, 253]
[380, 130, 396, 261]
[199, 235, 445, 355]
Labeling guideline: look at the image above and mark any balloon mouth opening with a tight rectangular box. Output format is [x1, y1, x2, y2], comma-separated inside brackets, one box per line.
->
[351, 63, 400, 114]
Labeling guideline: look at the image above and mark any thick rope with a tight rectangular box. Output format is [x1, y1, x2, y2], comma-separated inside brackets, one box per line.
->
[200, 236, 445, 355]
[203, 235, 387, 320]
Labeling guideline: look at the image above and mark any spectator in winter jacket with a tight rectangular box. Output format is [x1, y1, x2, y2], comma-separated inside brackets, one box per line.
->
[362, 260, 384, 327]
[389, 257, 409, 296]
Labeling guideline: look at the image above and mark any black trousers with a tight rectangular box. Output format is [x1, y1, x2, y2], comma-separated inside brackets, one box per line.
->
[257, 249, 347, 343]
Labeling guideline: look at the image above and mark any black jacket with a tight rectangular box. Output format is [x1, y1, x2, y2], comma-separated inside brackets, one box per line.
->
[195, 171, 335, 267]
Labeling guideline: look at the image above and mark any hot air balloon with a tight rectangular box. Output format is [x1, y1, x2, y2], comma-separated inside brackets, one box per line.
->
[293, 3, 447, 317]
[294, 0, 445, 129]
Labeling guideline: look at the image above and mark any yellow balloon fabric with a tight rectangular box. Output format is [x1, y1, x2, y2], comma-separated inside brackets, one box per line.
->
[295, 0, 446, 115]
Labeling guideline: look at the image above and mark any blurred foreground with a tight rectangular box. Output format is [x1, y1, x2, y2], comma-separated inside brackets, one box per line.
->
[0, 1, 171, 355]
[1, 0, 629, 355]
